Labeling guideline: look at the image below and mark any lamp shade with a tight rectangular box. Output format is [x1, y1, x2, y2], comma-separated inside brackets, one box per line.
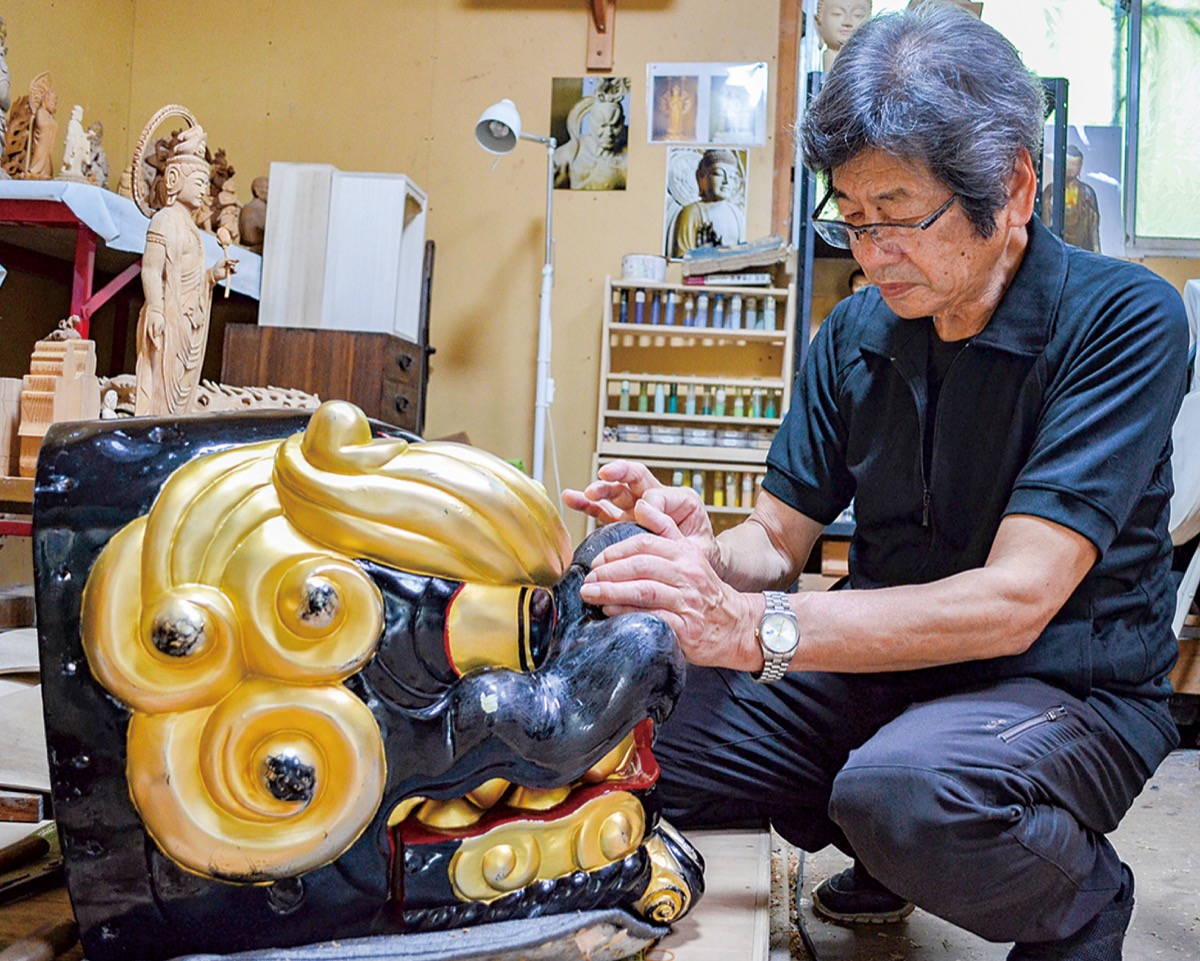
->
[475, 99, 522, 154]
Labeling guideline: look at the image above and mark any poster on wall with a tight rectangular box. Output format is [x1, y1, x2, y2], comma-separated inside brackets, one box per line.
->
[550, 77, 631, 191]
[647, 63, 767, 146]
[1041, 124, 1123, 257]
[663, 146, 748, 260]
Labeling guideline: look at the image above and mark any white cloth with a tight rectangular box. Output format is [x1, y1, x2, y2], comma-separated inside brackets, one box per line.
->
[0, 179, 261, 298]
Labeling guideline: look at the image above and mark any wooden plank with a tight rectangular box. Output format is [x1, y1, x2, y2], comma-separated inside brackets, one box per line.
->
[655, 828, 772, 960]
[0, 478, 32, 506]
[772, 0, 803, 239]
[0, 792, 44, 823]
[586, 0, 616, 71]
[0, 687, 49, 794]
[1171, 636, 1200, 695]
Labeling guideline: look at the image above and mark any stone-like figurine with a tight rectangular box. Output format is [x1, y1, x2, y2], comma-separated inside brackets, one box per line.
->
[131, 109, 236, 415]
[57, 104, 89, 181]
[238, 174, 268, 253]
[33, 399, 704, 961]
[815, 0, 872, 71]
[83, 120, 110, 188]
[206, 146, 241, 243]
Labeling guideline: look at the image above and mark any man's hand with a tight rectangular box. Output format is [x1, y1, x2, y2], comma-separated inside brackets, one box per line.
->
[578, 504, 758, 671]
[563, 459, 717, 562]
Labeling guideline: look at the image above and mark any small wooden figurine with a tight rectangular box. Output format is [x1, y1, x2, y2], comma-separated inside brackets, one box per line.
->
[237, 175, 268, 253]
[83, 120, 109, 188]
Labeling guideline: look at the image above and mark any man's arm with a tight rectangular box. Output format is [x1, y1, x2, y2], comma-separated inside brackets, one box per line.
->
[581, 510, 1097, 674]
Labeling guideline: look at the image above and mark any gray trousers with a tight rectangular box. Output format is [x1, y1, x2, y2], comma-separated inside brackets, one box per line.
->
[652, 668, 1149, 944]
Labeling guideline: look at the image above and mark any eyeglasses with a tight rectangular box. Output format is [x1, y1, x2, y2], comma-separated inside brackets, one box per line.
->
[811, 188, 957, 250]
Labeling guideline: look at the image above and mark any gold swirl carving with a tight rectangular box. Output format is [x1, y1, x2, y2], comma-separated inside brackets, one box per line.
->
[448, 792, 645, 902]
[633, 833, 692, 923]
[82, 520, 245, 714]
[273, 400, 572, 586]
[128, 680, 385, 880]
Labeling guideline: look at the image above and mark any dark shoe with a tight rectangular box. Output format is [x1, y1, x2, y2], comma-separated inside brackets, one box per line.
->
[1007, 863, 1135, 961]
[811, 860, 915, 924]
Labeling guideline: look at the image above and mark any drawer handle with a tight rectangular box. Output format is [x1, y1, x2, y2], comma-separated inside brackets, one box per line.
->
[396, 353, 413, 371]
[394, 395, 410, 413]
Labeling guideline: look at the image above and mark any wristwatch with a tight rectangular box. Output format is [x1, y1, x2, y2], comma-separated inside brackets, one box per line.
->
[752, 590, 800, 684]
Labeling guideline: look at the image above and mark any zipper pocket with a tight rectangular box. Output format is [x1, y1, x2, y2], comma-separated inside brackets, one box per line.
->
[997, 706, 1068, 743]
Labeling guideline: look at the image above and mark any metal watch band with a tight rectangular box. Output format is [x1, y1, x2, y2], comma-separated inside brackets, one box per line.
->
[752, 590, 796, 684]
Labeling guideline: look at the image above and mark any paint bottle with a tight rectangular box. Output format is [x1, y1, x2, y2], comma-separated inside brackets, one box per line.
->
[741, 472, 754, 508]
[637, 382, 649, 413]
[701, 387, 713, 416]
[714, 387, 727, 417]
[654, 382, 666, 414]
[618, 289, 629, 324]
[712, 294, 725, 329]
[765, 389, 778, 419]
[764, 296, 777, 330]
[672, 468, 684, 487]
[650, 290, 662, 325]
[733, 392, 744, 418]
[665, 290, 678, 326]
[685, 383, 697, 416]
[696, 293, 709, 327]
[618, 379, 630, 411]
[746, 297, 758, 329]
[634, 289, 646, 325]
[691, 470, 705, 501]
[725, 472, 738, 506]
[712, 472, 726, 507]
[668, 382, 679, 413]
[684, 294, 695, 327]
[730, 294, 743, 329]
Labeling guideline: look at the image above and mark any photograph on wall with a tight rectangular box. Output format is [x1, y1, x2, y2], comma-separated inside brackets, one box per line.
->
[550, 76, 631, 191]
[1041, 124, 1123, 257]
[648, 63, 767, 146]
[650, 74, 699, 142]
[663, 146, 748, 260]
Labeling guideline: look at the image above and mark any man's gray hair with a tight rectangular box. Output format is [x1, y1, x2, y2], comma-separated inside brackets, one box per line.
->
[800, 3, 1046, 238]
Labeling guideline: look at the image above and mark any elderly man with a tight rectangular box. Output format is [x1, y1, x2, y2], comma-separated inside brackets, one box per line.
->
[565, 7, 1186, 961]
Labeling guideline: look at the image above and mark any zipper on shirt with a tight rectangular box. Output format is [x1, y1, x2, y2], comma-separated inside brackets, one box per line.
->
[997, 705, 1068, 742]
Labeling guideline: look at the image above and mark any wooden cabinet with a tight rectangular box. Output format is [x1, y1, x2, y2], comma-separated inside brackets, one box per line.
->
[593, 277, 795, 531]
[221, 325, 429, 435]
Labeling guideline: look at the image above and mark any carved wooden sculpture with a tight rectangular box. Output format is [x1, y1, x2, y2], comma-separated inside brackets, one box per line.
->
[131, 107, 236, 415]
[57, 104, 89, 181]
[34, 400, 704, 961]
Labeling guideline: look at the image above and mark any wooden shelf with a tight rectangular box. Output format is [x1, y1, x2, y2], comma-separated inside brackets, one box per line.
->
[597, 441, 770, 464]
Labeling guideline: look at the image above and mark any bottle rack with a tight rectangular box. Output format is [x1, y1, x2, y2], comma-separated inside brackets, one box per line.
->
[593, 276, 795, 526]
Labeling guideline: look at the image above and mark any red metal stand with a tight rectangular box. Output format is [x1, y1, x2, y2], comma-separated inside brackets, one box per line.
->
[0, 198, 143, 337]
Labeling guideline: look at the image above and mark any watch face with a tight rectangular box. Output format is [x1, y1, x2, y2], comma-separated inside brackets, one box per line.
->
[760, 613, 799, 654]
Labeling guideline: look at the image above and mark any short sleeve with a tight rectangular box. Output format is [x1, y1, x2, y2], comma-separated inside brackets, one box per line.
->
[1006, 271, 1189, 554]
[763, 306, 855, 525]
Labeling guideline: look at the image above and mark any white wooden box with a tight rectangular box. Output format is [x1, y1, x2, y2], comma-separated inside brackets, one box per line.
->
[258, 163, 428, 340]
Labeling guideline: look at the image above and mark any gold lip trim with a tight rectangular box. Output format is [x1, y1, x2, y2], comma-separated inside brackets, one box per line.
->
[447, 791, 646, 902]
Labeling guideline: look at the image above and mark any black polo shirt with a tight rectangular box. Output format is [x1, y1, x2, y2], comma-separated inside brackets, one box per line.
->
[765, 217, 1189, 771]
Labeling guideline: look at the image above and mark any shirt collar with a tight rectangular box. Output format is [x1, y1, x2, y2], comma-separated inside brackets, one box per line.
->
[859, 216, 1069, 361]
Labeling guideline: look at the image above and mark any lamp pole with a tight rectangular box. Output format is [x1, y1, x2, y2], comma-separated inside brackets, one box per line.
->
[523, 131, 557, 485]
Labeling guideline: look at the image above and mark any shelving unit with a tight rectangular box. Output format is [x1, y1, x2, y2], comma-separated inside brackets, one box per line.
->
[594, 276, 795, 530]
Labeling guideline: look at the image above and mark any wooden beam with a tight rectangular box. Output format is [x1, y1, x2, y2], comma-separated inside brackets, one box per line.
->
[772, 0, 803, 240]
[587, 0, 616, 72]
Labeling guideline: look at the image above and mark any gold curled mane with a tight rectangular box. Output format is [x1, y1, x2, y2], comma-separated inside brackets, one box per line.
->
[79, 400, 571, 882]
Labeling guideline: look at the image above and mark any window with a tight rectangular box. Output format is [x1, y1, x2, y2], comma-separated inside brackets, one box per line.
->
[817, 0, 1200, 255]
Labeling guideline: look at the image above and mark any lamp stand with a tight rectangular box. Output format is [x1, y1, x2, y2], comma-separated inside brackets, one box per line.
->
[527, 133, 557, 485]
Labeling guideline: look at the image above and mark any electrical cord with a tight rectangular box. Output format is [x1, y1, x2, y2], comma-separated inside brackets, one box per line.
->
[795, 849, 823, 960]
